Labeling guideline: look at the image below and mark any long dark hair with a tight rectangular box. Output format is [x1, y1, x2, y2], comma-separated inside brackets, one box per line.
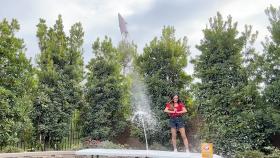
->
[168, 94, 182, 110]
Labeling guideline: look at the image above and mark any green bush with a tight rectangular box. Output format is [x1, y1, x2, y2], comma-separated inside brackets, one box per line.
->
[235, 150, 264, 158]
[1, 146, 23, 153]
[265, 149, 280, 158]
[236, 149, 280, 158]
[96, 141, 126, 149]
[70, 143, 83, 151]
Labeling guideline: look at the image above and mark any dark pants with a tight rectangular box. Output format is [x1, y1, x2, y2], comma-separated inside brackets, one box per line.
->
[169, 116, 185, 129]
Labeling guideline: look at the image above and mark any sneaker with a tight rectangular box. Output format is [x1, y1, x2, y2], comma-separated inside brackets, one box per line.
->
[174, 148, 178, 152]
[185, 148, 190, 153]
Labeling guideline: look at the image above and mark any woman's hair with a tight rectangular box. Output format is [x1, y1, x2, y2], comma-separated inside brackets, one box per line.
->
[168, 94, 182, 110]
[169, 94, 182, 103]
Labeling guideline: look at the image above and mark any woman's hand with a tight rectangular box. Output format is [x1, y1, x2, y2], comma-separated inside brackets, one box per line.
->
[171, 107, 187, 114]
[169, 110, 176, 114]
[164, 107, 175, 114]
[176, 107, 187, 114]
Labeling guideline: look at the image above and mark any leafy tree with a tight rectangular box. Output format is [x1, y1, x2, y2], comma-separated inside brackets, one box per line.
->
[192, 13, 271, 157]
[64, 22, 85, 135]
[0, 19, 36, 147]
[82, 36, 128, 140]
[33, 15, 84, 148]
[136, 26, 192, 145]
[262, 5, 280, 135]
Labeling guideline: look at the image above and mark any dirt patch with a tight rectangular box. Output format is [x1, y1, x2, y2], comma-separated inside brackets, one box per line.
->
[113, 128, 145, 149]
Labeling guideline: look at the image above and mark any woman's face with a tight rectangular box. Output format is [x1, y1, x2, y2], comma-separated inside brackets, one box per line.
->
[173, 95, 179, 103]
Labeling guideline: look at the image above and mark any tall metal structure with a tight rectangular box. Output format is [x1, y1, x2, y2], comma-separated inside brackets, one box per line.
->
[118, 13, 131, 75]
[118, 13, 128, 40]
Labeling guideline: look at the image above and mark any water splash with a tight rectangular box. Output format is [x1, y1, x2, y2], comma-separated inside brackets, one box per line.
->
[119, 41, 158, 151]
[130, 72, 158, 129]
[132, 111, 149, 152]
[130, 71, 158, 152]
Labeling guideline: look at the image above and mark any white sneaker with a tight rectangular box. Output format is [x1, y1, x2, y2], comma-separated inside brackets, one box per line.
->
[174, 148, 178, 152]
[185, 148, 190, 153]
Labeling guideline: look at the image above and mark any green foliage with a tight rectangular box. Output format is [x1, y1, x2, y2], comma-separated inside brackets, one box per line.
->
[1, 6, 280, 153]
[97, 141, 126, 149]
[82, 36, 129, 140]
[33, 15, 84, 148]
[261, 5, 280, 133]
[0, 19, 35, 146]
[70, 142, 83, 151]
[235, 150, 264, 158]
[235, 149, 280, 158]
[1, 146, 23, 153]
[266, 149, 280, 158]
[136, 26, 192, 145]
[192, 13, 271, 157]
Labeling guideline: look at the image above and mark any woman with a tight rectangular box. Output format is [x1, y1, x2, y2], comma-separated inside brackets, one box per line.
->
[164, 95, 189, 152]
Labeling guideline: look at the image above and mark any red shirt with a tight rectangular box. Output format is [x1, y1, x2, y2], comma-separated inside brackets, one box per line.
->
[165, 102, 186, 117]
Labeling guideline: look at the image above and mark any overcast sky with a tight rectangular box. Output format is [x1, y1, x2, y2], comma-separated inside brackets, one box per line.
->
[0, 0, 279, 74]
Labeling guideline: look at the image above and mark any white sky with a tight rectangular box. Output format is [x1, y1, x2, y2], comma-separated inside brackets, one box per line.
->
[0, 0, 279, 74]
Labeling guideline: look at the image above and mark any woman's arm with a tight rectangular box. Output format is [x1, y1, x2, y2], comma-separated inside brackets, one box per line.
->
[164, 107, 175, 114]
[175, 107, 187, 114]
